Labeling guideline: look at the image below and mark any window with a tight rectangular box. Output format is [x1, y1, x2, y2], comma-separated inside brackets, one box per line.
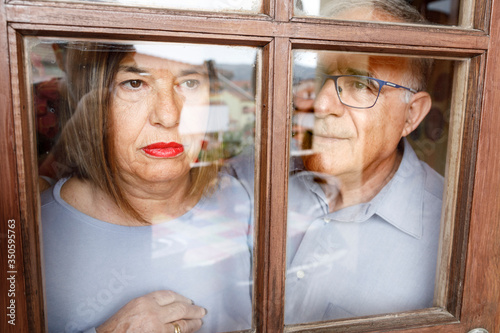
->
[294, 0, 463, 26]
[1, 0, 499, 332]
[30, 0, 263, 13]
[29, 38, 259, 333]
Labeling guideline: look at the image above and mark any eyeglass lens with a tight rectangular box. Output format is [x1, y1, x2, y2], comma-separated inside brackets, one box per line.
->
[334, 76, 381, 108]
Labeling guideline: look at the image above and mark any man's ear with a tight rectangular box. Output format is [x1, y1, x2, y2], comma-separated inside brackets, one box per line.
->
[402, 91, 432, 137]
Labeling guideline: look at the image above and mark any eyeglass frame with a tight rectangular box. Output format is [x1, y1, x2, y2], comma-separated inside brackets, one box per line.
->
[319, 74, 418, 109]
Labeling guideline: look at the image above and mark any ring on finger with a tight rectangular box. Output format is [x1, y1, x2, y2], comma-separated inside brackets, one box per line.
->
[173, 322, 182, 333]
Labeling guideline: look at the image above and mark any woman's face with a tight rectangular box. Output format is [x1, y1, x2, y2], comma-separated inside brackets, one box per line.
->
[109, 51, 210, 185]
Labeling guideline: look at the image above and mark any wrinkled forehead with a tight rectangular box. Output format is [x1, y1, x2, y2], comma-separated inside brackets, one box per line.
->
[318, 52, 410, 79]
[118, 51, 209, 75]
[318, 6, 409, 78]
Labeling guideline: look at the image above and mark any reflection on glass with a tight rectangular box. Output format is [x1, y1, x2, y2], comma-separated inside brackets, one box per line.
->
[29, 38, 257, 333]
[294, 0, 461, 26]
[33, 0, 262, 13]
[286, 48, 454, 323]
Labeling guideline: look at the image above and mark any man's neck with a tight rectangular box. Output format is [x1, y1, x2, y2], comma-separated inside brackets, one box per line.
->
[328, 146, 404, 212]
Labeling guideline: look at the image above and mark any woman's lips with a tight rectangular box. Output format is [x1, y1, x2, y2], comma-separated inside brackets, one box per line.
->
[142, 142, 184, 158]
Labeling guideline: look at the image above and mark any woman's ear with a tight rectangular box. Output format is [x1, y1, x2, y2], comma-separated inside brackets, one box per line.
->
[402, 91, 432, 137]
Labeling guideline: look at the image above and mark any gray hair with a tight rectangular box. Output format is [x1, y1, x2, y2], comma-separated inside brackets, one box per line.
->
[321, 0, 433, 92]
[320, 0, 427, 24]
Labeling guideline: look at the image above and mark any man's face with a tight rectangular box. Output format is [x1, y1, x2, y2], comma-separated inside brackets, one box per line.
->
[304, 51, 412, 182]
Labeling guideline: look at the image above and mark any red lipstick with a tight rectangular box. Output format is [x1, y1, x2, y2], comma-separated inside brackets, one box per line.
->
[142, 142, 184, 158]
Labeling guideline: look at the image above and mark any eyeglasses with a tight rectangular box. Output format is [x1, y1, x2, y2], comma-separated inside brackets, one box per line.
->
[319, 74, 418, 109]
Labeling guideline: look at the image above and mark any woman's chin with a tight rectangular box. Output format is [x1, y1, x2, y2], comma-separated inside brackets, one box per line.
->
[125, 164, 192, 184]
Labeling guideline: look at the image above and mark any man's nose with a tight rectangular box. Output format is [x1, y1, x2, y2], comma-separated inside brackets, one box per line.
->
[150, 87, 182, 128]
[313, 80, 345, 117]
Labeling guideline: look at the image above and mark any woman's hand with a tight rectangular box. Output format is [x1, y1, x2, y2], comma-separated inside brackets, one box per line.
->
[96, 290, 207, 333]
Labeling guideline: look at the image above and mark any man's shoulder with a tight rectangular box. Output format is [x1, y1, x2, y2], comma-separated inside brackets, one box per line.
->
[420, 161, 444, 201]
[401, 139, 444, 201]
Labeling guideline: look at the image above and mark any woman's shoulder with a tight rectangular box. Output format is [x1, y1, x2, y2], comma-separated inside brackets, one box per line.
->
[40, 177, 77, 227]
[41, 177, 97, 223]
[215, 173, 252, 202]
[59, 177, 114, 220]
[41, 177, 69, 207]
[60, 177, 90, 200]
[195, 173, 252, 219]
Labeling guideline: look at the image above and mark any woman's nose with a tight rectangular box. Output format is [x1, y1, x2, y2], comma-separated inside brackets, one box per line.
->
[150, 87, 182, 128]
[313, 80, 345, 118]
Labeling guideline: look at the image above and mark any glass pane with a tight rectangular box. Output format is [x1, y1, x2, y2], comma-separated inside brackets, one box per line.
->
[29, 37, 258, 333]
[31, 0, 262, 14]
[286, 49, 456, 323]
[294, 0, 462, 27]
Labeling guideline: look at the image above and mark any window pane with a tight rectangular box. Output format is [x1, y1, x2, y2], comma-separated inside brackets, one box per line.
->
[29, 0, 263, 14]
[294, 0, 462, 27]
[29, 37, 258, 333]
[286, 49, 457, 323]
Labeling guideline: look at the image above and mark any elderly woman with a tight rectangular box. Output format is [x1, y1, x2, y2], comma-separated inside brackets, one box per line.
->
[40, 42, 253, 333]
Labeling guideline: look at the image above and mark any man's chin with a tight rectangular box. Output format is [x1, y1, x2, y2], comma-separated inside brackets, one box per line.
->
[302, 153, 337, 175]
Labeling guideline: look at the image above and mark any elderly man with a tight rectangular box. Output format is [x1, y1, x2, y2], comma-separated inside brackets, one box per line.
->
[285, 0, 444, 323]
[224, 0, 444, 324]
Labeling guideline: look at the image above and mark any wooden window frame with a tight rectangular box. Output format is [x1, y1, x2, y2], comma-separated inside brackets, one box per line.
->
[1, 0, 499, 332]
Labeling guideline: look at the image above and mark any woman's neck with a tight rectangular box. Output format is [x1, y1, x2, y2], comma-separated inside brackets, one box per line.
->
[61, 173, 200, 226]
[118, 173, 199, 225]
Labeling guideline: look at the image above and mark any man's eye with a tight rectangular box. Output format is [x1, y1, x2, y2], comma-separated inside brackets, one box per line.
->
[353, 79, 378, 92]
[180, 79, 200, 89]
[122, 80, 143, 89]
[354, 81, 368, 89]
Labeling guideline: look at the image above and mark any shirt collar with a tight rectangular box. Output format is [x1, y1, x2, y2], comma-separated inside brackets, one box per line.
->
[291, 139, 425, 239]
[375, 139, 425, 239]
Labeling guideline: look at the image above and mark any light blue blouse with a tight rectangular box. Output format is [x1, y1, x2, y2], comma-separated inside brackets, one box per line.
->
[41, 174, 253, 333]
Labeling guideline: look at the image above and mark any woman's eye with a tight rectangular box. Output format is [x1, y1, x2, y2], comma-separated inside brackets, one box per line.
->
[122, 80, 143, 89]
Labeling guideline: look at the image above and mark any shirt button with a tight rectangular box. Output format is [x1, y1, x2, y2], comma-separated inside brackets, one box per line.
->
[323, 217, 331, 223]
[296, 270, 305, 279]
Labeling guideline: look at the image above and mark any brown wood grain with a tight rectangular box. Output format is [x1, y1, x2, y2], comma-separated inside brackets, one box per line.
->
[9, 23, 274, 47]
[5, 4, 490, 51]
[254, 36, 291, 333]
[274, 0, 292, 22]
[9, 21, 487, 60]
[254, 40, 273, 332]
[0, 4, 29, 333]
[267, 36, 291, 333]
[285, 308, 458, 333]
[290, 38, 485, 58]
[9, 27, 46, 333]
[396, 7, 500, 330]
[460, 0, 500, 329]
[474, 0, 492, 30]
[2, 0, 500, 332]
[444, 54, 486, 319]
